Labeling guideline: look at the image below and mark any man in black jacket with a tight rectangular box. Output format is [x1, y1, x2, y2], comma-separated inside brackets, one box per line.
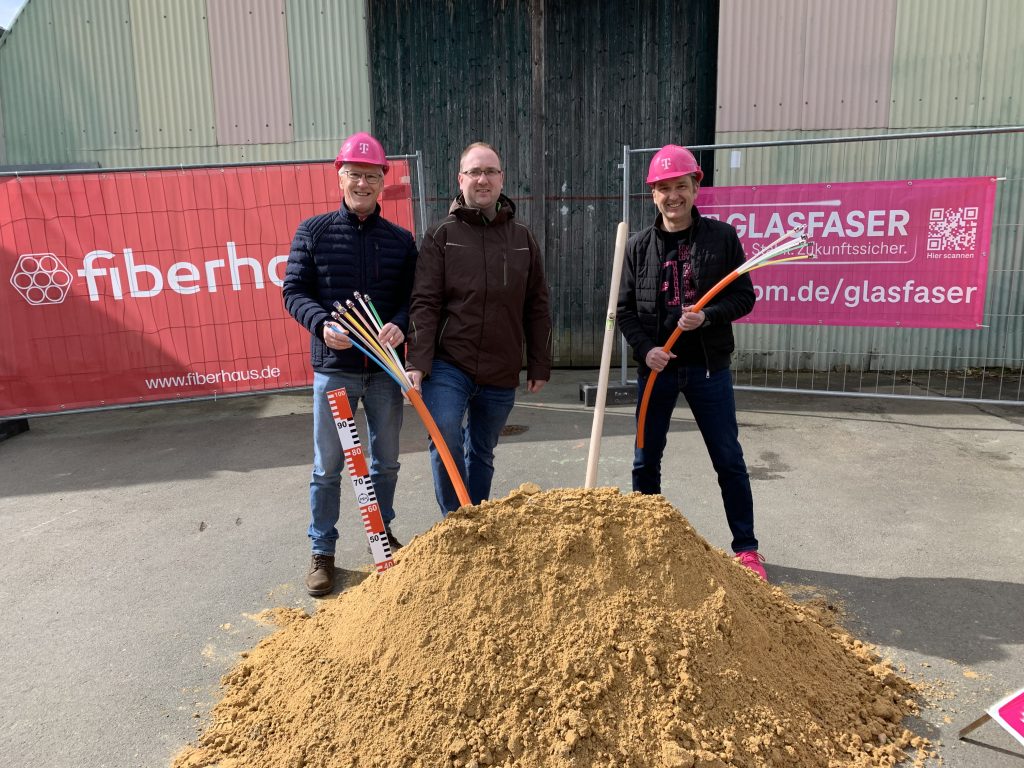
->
[283, 132, 417, 596]
[617, 144, 766, 581]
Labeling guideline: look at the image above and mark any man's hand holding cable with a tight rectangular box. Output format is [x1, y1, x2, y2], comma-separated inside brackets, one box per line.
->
[407, 369, 423, 392]
[677, 307, 706, 332]
[323, 322, 353, 350]
[645, 347, 676, 372]
[378, 322, 404, 348]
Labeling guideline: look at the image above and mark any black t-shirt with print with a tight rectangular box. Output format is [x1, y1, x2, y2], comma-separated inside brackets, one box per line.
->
[656, 226, 696, 319]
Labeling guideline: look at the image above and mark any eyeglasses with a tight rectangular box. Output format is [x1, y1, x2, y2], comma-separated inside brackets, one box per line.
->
[342, 170, 384, 186]
[460, 167, 503, 180]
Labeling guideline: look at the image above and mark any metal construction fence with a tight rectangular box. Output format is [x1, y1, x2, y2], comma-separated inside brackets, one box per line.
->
[0, 152, 428, 418]
[620, 127, 1024, 405]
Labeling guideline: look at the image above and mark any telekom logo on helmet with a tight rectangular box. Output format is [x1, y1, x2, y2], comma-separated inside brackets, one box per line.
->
[661, 158, 673, 170]
[358, 142, 369, 154]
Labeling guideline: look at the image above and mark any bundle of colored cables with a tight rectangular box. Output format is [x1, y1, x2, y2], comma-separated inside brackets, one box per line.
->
[330, 293, 472, 507]
[635, 227, 814, 448]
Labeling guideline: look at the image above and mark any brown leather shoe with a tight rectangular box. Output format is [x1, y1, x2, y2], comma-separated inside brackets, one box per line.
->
[384, 524, 403, 551]
[306, 553, 335, 596]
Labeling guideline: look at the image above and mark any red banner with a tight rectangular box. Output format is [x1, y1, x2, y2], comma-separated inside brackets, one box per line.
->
[698, 177, 997, 328]
[0, 161, 414, 417]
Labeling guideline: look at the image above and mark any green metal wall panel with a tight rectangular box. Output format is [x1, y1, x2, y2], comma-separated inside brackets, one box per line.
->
[129, 0, 216, 149]
[286, 0, 372, 142]
[889, 0, 987, 129]
[51, 0, 141, 151]
[889, 0, 1024, 129]
[0, 0, 70, 164]
[0, 88, 6, 164]
[710, 129, 924, 187]
[978, 0, 1024, 125]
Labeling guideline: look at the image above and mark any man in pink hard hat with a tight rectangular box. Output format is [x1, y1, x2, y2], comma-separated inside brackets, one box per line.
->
[616, 145, 766, 581]
[283, 131, 417, 596]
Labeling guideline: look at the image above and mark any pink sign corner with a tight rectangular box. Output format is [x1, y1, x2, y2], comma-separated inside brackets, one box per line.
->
[990, 686, 1024, 748]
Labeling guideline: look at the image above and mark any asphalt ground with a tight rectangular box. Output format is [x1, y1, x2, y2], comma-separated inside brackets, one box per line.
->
[1, 369, 1023, 767]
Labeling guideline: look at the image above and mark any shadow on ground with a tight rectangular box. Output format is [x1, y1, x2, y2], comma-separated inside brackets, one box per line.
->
[771, 564, 1024, 666]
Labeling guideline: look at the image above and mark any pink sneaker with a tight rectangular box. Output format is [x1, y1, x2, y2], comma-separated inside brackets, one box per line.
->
[735, 550, 767, 581]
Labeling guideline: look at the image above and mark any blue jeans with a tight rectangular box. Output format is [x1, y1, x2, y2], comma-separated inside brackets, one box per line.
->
[309, 370, 403, 555]
[633, 366, 757, 553]
[421, 359, 516, 515]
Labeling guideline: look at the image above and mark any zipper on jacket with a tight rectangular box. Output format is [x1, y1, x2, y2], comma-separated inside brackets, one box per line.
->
[359, 220, 369, 371]
[688, 228, 711, 379]
[476, 227, 488, 373]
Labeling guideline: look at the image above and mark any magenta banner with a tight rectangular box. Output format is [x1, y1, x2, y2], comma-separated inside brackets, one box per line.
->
[698, 177, 997, 329]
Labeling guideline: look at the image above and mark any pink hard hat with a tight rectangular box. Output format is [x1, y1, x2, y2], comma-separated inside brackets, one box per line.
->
[334, 132, 389, 174]
[646, 144, 703, 185]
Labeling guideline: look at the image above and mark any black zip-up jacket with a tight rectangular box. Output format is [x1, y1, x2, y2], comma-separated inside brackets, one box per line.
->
[617, 205, 755, 375]
[283, 202, 417, 373]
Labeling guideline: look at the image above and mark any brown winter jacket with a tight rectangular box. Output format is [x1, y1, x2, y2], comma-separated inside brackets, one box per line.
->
[407, 194, 552, 388]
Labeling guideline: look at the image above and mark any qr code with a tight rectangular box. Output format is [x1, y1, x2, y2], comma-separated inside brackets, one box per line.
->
[927, 207, 978, 252]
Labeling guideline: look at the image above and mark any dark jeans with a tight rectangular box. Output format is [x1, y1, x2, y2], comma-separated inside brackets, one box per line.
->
[633, 366, 757, 553]
[421, 359, 516, 515]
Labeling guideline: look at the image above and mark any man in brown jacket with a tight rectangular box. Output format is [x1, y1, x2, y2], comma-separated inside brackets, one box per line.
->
[407, 142, 552, 515]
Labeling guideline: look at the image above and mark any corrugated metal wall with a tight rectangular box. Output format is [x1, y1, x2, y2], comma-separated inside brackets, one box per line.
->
[0, 0, 372, 168]
[0, 0, 70, 164]
[718, 0, 896, 131]
[0, 89, 5, 164]
[53, 0, 141, 151]
[286, 0, 372, 148]
[978, 0, 1024, 126]
[207, 0, 294, 145]
[130, 0, 217, 150]
[368, 0, 719, 365]
[713, 0, 1023, 372]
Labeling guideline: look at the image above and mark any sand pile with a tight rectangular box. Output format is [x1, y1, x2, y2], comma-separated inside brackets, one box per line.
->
[173, 487, 931, 768]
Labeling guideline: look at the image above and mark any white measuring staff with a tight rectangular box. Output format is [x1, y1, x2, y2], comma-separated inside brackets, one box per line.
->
[326, 387, 395, 572]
